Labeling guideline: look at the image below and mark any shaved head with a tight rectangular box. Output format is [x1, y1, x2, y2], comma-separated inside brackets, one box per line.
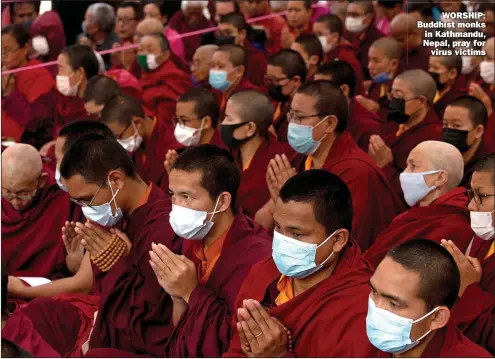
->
[228, 90, 274, 136]
[390, 12, 422, 36]
[195, 44, 219, 61]
[396, 69, 438, 104]
[371, 37, 402, 60]
[485, 37, 494, 59]
[2, 144, 42, 183]
[216, 44, 245, 67]
[136, 18, 164, 38]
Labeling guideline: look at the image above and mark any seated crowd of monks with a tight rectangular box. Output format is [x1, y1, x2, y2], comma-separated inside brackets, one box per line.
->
[1, 0, 494, 357]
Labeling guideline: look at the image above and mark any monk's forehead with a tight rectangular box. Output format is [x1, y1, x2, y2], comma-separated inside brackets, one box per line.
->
[373, 257, 421, 299]
[2, 173, 38, 190]
[64, 173, 102, 198]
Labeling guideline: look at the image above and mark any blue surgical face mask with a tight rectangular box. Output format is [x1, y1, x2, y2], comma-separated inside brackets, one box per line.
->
[366, 296, 439, 354]
[55, 168, 68, 192]
[372, 71, 391, 84]
[272, 229, 339, 279]
[209, 69, 232, 92]
[82, 179, 123, 228]
[287, 117, 328, 156]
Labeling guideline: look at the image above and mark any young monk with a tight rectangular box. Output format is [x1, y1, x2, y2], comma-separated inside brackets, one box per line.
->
[443, 153, 495, 355]
[100, 94, 180, 193]
[368, 239, 491, 357]
[363, 141, 474, 268]
[265, 49, 307, 143]
[1, 144, 70, 280]
[290, 33, 323, 82]
[210, 44, 267, 115]
[6, 120, 115, 300]
[429, 53, 467, 119]
[281, 1, 314, 49]
[217, 12, 267, 87]
[442, 96, 491, 186]
[138, 32, 193, 123]
[149, 145, 271, 357]
[81, 75, 123, 115]
[367, 70, 443, 200]
[222, 90, 287, 218]
[2, 134, 182, 357]
[225, 170, 377, 357]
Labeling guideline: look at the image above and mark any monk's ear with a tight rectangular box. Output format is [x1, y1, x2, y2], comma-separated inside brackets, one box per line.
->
[332, 229, 349, 253]
[38, 172, 48, 189]
[238, 29, 247, 44]
[247, 122, 258, 137]
[448, 67, 459, 81]
[324, 115, 338, 134]
[309, 55, 319, 67]
[218, 191, 232, 212]
[340, 84, 350, 98]
[202, 116, 212, 130]
[390, 59, 399, 74]
[473, 124, 484, 139]
[433, 170, 449, 188]
[429, 306, 450, 331]
[108, 170, 125, 190]
[237, 65, 246, 78]
[292, 75, 302, 88]
[132, 116, 145, 134]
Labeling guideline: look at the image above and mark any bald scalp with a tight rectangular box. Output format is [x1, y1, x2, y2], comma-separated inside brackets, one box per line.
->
[137, 18, 164, 35]
[390, 12, 422, 35]
[416, 141, 464, 189]
[217, 44, 245, 67]
[195, 44, 219, 60]
[371, 37, 402, 60]
[229, 90, 274, 136]
[396, 69, 438, 104]
[2, 144, 43, 184]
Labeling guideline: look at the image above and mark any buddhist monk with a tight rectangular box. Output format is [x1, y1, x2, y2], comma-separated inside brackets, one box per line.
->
[100, 94, 180, 193]
[443, 153, 495, 354]
[315, 61, 388, 154]
[225, 170, 377, 357]
[368, 70, 443, 199]
[429, 53, 467, 119]
[443, 96, 491, 186]
[2, 134, 182, 357]
[210, 44, 267, 115]
[391, 13, 430, 73]
[149, 145, 271, 357]
[2, 144, 70, 280]
[138, 32, 193, 124]
[222, 90, 287, 218]
[190, 45, 219, 88]
[257, 81, 402, 251]
[281, 1, 313, 49]
[368, 239, 491, 357]
[290, 33, 323, 82]
[363, 141, 474, 268]
[82, 75, 123, 115]
[313, 14, 365, 95]
[266, 49, 307, 143]
[343, 1, 385, 77]
[6, 120, 115, 300]
[245, 0, 285, 55]
[217, 12, 268, 87]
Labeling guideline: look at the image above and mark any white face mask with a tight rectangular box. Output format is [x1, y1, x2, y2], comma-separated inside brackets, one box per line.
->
[399, 170, 440, 207]
[32, 35, 50, 56]
[55, 169, 68, 192]
[82, 179, 123, 228]
[147, 54, 159, 71]
[480, 61, 494, 84]
[470, 210, 494, 240]
[117, 123, 143, 153]
[345, 16, 368, 33]
[169, 196, 221, 240]
[461, 56, 475, 75]
[174, 120, 203, 147]
[318, 35, 334, 53]
[56, 74, 79, 97]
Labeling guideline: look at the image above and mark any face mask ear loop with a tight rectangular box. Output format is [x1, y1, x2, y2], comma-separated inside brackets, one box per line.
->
[410, 306, 440, 344]
[208, 195, 222, 222]
[108, 178, 120, 216]
[315, 228, 340, 267]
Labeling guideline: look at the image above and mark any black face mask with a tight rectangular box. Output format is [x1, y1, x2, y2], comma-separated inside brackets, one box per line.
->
[268, 84, 290, 103]
[220, 122, 254, 149]
[387, 97, 410, 124]
[215, 34, 235, 46]
[443, 128, 470, 153]
[429, 72, 447, 92]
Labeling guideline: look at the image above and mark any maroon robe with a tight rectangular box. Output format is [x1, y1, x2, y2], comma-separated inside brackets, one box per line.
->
[244, 41, 268, 87]
[344, 24, 385, 77]
[292, 132, 404, 251]
[1, 177, 82, 279]
[485, 112, 494, 152]
[380, 109, 443, 200]
[324, 42, 365, 95]
[209, 129, 228, 150]
[374, 319, 492, 358]
[348, 97, 386, 152]
[461, 140, 492, 187]
[398, 47, 430, 73]
[367, 78, 393, 119]
[224, 238, 379, 357]
[140, 58, 194, 124]
[433, 80, 468, 120]
[273, 101, 290, 144]
[236, 135, 287, 218]
[452, 236, 494, 355]
[165, 213, 271, 357]
[363, 187, 474, 269]
[55, 93, 89, 129]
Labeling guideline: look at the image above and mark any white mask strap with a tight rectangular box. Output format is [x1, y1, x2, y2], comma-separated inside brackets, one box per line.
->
[412, 306, 440, 324]
[312, 115, 330, 130]
[207, 195, 222, 222]
[107, 178, 120, 212]
[315, 228, 340, 267]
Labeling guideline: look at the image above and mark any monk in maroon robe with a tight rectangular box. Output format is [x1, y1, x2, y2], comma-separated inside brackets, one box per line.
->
[148, 145, 271, 357]
[368, 239, 491, 358]
[1, 144, 72, 279]
[245, 1, 285, 55]
[138, 33, 193, 124]
[363, 141, 474, 269]
[443, 154, 495, 355]
[225, 170, 378, 357]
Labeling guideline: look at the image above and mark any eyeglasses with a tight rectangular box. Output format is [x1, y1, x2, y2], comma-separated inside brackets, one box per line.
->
[1, 188, 37, 201]
[172, 116, 201, 129]
[287, 110, 330, 125]
[70, 182, 103, 208]
[263, 75, 289, 86]
[467, 189, 495, 205]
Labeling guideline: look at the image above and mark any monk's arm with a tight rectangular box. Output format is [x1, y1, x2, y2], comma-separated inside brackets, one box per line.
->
[381, 163, 403, 199]
[254, 200, 275, 231]
[13, 254, 92, 300]
[172, 297, 188, 326]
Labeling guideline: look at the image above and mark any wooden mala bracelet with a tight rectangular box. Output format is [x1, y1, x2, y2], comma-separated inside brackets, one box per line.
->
[90, 235, 127, 272]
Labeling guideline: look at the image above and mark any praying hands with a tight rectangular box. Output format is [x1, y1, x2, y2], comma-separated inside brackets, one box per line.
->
[267, 154, 297, 202]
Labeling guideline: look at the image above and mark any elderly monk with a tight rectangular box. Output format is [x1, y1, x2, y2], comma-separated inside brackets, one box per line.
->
[364, 141, 474, 268]
[6, 120, 115, 300]
[150, 145, 271, 357]
[257, 81, 402, 251]
[225, 170, 377, 357]
[368, 239, 491, 357]
[368, 70, 443, 201]
[222, 90, 287, 218]
[443, 153, 495, 355]
[391, 13, 430, 73]
[2, 134, 181, 357]
[190, 45, 219, 88]
[1, 144, 69, 279]
[442, 96, 491, 186]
